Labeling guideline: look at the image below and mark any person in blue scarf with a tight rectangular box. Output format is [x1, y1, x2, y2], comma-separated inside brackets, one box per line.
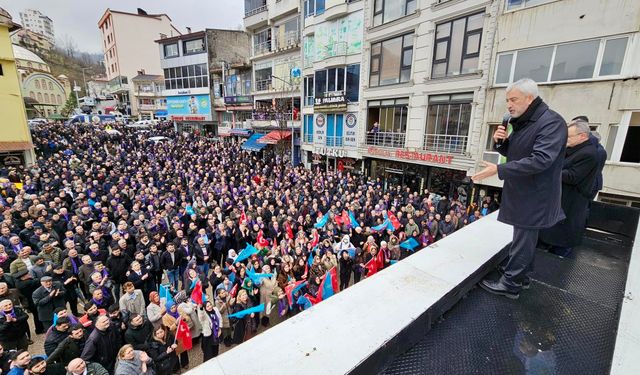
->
[197, 301, 222, 361]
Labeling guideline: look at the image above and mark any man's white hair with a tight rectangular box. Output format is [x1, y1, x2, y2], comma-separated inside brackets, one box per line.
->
[506, 78, 539, 98]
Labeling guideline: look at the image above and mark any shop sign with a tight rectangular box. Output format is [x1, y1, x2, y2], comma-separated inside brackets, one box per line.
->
[314, 92, 347, 112]
[314, 147, 347, 158]
[171, 115, 207, 121]
[312, 153, 323, 164]
[1, 154, 23, 166]
[224, 95, 253, 105]
[367, 147, 454, 164]
[340, 158, 356, 169]
[344, 113, 358, 148]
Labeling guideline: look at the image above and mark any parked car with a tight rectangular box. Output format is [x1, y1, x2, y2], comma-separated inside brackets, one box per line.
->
[148, 136, 171, 143]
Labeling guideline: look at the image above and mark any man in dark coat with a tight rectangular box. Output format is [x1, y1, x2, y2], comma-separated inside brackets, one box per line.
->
[81, 315, 119, 373]
[0, 299, 30, 350]
[571, 115, 607, 199]
[32, 276, 67, 330]
[539, 120, 599, 256]
[473, 78, 567, 299]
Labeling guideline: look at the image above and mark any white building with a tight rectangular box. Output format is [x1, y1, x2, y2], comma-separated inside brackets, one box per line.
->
[480, 0, 640, 206]
[19, 9, 54, 44]
[243, 0, 303, 163]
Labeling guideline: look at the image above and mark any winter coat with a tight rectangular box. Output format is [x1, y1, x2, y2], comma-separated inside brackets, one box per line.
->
[124, 319, 153, 351]
[178, 302, 202, 338]
[114, 351, 151, 375]
[0, 306, 30, 344]
[106, 253, 132, 284]
[119, 290, 146, 317]
[539, 139, 599, 247]
[146, 302, 165, 329]
[81, 326, 119, 372]
[44, 329, 69, 356]
[495, 98, 567, 229]
[32, 282, 66, 321]
[146, 339, 178, 375]
[47, 336, 85, 366]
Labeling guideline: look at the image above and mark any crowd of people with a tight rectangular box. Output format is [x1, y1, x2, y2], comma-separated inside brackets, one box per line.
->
[0, 121, 496, 374]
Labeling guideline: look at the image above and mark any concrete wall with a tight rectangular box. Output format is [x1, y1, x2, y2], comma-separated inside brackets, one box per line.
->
[0, 26, 32, 143]
[206, 29, 251, 68]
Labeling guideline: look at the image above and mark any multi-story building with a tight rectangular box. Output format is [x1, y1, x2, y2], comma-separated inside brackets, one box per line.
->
[98, 8, 181, 116]
[207, 29, 252, 137]
[10, 28, 53, 52]
[12, 44, 70, 118]
[353, 0, 498, 197]
[19, 9, 54, 44]
[243, 0, 303, 163]
[132, 72, 167, 120]
[300, 0, 365, 172]
[479, 0, 640, 206]
[0, 8, 36, 167]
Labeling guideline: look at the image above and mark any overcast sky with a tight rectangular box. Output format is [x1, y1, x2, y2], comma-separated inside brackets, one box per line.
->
[0, 0, 244, 54]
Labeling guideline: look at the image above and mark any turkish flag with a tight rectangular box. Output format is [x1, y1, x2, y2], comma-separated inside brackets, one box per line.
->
[387, 211, 401, 231]
[190, 280, 204, 305]
[175, 318, 192, 353]
[240, 210, 247, 225]
[310, 230, 319, 248]
[285, 222, 294, 240]
[256, 230, 269, 247]
[341, 211, 350, 227]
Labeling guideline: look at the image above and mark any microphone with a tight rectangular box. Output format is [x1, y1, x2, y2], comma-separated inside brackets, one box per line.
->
[496, 113, 510, 146]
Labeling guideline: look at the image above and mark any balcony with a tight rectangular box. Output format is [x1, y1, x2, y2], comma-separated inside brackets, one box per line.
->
[272, 0, 299, 20]
[274, 30, 300, 52]
[365, 132, 406, 148]
[253, 40, 272, 57]
[254, 79, 272, 92]
[303, 133, 313, 143]
[326, 136, 343, 147]
[323, 1, 349, 21]
[244, 4, 268, 30]
[423, 134, 468, 155]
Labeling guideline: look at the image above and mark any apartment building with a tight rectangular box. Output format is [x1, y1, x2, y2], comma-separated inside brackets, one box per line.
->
[131, 72, 167, 120]
[243, 0, 303, 163]
[300, 0, 365, 172]
[480, 0, 640, 206]
[19, 9, 54, 44]
[98, 8, 181, 116]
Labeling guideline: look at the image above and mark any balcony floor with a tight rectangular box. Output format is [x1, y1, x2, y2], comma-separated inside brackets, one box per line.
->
[383, 229, 630, 375]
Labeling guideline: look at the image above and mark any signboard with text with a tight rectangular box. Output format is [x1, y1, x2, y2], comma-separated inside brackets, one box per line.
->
[367, 147, 454, 164]
[224, 95, 253, 105]
[313, 114, 326, 146]
[343, 113, 358, 148]
[167, 94, 211, 121]
[314, 91, 347, 112]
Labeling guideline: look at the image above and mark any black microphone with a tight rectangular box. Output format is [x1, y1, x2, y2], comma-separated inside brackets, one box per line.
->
[496, 113, 510, 146]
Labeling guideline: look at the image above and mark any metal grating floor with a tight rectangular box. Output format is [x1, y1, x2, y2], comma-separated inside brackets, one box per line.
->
[383, 230, 630, 375]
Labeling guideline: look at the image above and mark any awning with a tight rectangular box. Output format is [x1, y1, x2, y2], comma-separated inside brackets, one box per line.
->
[0, 141, 34, 152]
[241, 133, 268, 152]
[230, 128, 251, 137]
[155, 110, 168, 117]
[257, 130, 292, 145]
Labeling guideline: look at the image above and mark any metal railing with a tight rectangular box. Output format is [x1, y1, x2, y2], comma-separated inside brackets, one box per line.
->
[303, 134, 314, 143]
[275, 30, 300, 50]
[365, 132, 406, 148]
[326, 136, 344, 147]
[252, 111, 293, 121]
[253, 40, 272, 56]
[422, 134, 468, 154]
[254, 79, 272, 92]
[245, 4, 268, 17]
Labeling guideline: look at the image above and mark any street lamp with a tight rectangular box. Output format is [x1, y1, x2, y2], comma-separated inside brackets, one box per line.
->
[270, 72, 300, 167]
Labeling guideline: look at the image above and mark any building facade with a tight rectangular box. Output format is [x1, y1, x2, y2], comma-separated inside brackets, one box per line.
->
[131, 72, 167, 120]
[12, 44, 70, 118]
[98, 8, 181, 117]
[480, 0, 640, 206]
[19, 9, 54, 44]
[244, 0, 303, 163]
[0, 9, 36, 167]
[10, 28, 53, 52]
[300, 0, 365, 172]
[157, 31, 214, 133]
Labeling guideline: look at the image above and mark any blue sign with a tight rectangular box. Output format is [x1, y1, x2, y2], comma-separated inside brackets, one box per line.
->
[167, 94, 211, 121]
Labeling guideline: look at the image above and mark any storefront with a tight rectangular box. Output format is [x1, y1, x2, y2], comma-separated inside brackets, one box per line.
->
[167, 94, 215, 135]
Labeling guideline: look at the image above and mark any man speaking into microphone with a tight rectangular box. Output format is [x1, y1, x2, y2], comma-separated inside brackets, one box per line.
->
[472, 78, 567, 299]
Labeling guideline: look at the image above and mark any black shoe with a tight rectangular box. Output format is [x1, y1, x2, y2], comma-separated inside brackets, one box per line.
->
[479, 279, 520, 299]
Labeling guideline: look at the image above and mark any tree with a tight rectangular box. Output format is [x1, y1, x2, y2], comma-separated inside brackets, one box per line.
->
[60, 92, 76, 117]
[60, 34, 77, 58]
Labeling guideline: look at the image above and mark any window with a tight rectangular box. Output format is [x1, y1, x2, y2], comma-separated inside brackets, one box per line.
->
[370, 33, 413, 87]
[621, 113, 640, 163]
[37, 92, 43, 102]
[35, 80, 40, 89]
[424, 93, 473, 154]
[346, 64, 360, 102]
[254, 29, 272, 55]
[605, 124, 617, 160]
[373, 0, 417, 27]
[304, 75, 314, 106]
[245, 0, 267, 16]
[57, 94, 62, 104]
[432, 12, 484, 78]
[164, 43, 179, 58]
[326, 114, 344, 147]
[183, 39, 205, 55]
[366, 98, 409, 148]
[506, 0, 553, 11]
[48, 81, 53, 90]
[163, 64, 209, 90]
[304, 114, 314, 143]
[255, 67, 272, 91]
[304, 0, 325, 18]
[495, 36, 629, 84]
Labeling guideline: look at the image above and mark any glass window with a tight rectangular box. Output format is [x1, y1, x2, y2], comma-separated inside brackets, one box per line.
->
[183, 39, 205, 54]
[164, 43, 178, 58]
[600, 38, 627, 76]
[373, 0, 417, 26]
[336, 68, 345, 92]
[425, 93, 473, 154]
[432, 12, 484, 78]
[495, 53, 513, 84]
[551, 40, 599, 81]
[513, 46, 553, 82]
[314, 70, 327, 97]
[346, 64, 360, 102]
[328, 68, 336, 92]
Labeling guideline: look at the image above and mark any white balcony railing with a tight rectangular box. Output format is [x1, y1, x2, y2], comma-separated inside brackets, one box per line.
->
[326, 136, 343, 147]
[366, 132, 406, 148]
[253, 40, 272, 56]
[423, 134, 468, 154]
[275, 30, 300, 50]
[254, 79, 272, 92]
[303, 133, 313, 143]
[245, 4, 267, 17]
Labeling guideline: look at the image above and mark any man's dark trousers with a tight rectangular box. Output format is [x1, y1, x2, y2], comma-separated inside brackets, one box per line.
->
[500, 227, 539, 290]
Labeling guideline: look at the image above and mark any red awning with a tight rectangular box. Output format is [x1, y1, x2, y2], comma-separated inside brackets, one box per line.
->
[0, 142, 34, 152]
[257, 130, 292, 145]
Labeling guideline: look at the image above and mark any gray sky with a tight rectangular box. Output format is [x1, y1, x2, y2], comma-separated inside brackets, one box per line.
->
[0, 0, 244, 54]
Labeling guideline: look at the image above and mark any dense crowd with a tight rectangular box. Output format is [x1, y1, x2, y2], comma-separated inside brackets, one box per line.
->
[0, 121, 497, 374]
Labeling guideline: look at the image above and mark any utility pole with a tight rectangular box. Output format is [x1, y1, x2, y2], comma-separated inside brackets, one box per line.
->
[80, 67, 90, 97]
[271, 72, 299, 167]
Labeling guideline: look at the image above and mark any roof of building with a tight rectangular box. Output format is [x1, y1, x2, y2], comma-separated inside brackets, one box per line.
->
[98, 8, 174, 27]
[12, 44, 47, 65]
[131, 74, 163, 81]
[0, 7, 21, 32]
[155, 30, 205, 44]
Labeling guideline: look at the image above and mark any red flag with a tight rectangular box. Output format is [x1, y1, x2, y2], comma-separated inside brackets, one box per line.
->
[230, 283, 239, 298]
[334, 213, 344, 226]
[341, 211, 350, 227]
[286, 222, 294, 240]
[256, 230, 269, 247]
[310, 230, 319, 248]
[285, 280, 307, 306]
[329, 266, 339, 293]
[376, 247, 386, 270]
[240, 210, 247, 225]
[175, 318, 192, 351]
[388, 211, 401, 230]
[306, 293, 322, 305]
[365, 256, 380, 276]
[190, 280, 204, 305]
